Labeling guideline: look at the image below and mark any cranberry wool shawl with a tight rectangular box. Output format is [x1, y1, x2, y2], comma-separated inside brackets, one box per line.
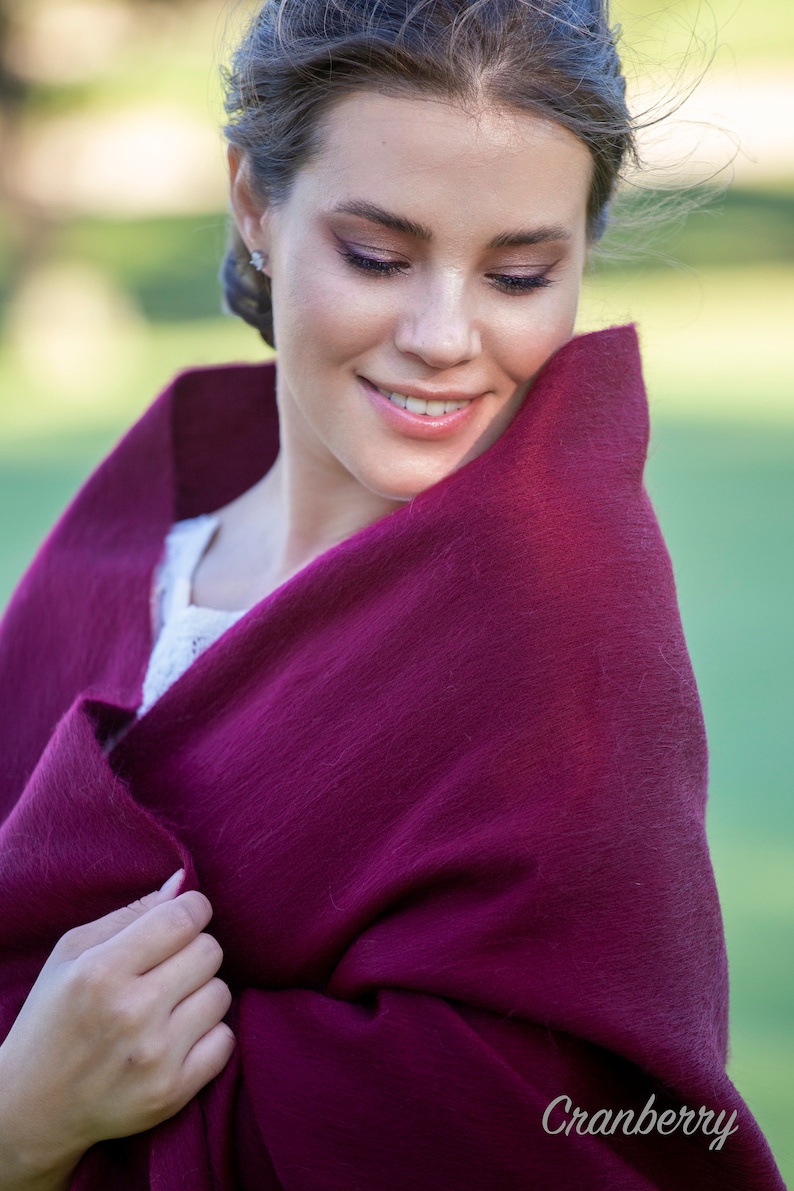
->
[0, 325, 784, 1190]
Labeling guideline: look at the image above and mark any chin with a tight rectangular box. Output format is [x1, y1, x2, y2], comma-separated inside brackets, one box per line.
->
[355, 458, 461, 504]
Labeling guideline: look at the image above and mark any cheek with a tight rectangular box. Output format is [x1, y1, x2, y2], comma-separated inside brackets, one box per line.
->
[488, 290, 580, 386]
[275, 252, 392, 369]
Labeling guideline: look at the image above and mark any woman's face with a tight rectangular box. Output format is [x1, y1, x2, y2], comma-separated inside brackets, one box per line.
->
[231, 92, 593, 501]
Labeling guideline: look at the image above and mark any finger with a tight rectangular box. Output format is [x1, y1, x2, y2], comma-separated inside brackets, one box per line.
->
[55, 870, 186, 958]
[169, 980, 234, 1065]
[178, 1021, 237, 1104]
[91, 892, 214, 977]
[172, 977, 233, 1034]
[140, 930, 225, 1008]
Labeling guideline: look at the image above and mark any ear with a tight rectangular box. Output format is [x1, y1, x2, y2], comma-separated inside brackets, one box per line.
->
[228, 145, 272, 271]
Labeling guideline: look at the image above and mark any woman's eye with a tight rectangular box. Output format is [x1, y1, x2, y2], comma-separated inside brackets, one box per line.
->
[489, 273, 554, 295]
[339, 249, 407, 276]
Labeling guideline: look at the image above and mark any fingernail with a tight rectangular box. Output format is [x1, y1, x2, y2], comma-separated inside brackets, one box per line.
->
[159, 868, 184, 894]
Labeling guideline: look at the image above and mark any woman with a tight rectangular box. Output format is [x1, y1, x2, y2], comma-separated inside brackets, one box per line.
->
[0, 0, 785, 1188]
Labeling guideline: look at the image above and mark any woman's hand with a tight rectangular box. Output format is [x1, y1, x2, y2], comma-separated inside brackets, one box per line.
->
[0, 871, 236, 1190]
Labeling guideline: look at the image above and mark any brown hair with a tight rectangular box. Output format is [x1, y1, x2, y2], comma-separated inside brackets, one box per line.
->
[221, 0, 635, 347]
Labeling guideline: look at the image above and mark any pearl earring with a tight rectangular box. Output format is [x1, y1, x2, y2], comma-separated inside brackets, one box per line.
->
[249, 250, 268, 272]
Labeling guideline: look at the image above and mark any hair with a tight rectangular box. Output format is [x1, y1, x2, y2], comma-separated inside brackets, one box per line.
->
[221, 0, 636, 347]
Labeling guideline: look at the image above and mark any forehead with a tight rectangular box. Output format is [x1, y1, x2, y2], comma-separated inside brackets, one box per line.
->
[292, 91, 593, 230]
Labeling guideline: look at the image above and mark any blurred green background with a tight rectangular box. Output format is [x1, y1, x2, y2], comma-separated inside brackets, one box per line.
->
[0, 0, 792, 1181]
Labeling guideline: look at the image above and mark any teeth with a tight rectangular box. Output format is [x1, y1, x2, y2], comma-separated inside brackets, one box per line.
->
[381, 387, 469, 416]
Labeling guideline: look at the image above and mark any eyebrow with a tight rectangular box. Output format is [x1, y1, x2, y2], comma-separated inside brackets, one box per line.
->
[331, 200, 572, 249]
[489, 226, 572, 249]
[333, 200, 432, 241]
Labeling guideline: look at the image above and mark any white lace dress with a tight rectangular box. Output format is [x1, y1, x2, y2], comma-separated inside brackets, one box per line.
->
[138, 514, 247, 717]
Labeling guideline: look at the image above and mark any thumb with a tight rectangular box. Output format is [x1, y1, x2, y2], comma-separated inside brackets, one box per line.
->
[58, 869, 186, 958]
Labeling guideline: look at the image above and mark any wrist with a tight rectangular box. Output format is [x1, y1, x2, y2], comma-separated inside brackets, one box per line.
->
[0, 1142, 76, 1191]
[0, 1125, 83, 1191]
[0, 1053, 85, 1191]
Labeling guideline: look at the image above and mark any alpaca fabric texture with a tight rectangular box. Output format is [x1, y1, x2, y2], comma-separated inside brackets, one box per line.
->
[0, 325, 785, 1189]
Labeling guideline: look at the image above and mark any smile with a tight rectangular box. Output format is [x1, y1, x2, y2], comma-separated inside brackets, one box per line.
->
[359, 377, 482, 441]
[370, 383, 471, 417]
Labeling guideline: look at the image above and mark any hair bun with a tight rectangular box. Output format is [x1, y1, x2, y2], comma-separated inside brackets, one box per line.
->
[220, 225, 275, 346]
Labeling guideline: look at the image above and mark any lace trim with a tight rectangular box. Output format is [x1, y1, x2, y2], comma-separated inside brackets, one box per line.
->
[138, 515, 247, 716]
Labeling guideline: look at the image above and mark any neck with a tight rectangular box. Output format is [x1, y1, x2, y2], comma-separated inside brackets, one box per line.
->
[254, 402, 406, 585]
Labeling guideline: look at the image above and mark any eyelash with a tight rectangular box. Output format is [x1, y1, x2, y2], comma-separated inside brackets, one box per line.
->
[340, 250, 404, 276]
[338, 249, 554, 294]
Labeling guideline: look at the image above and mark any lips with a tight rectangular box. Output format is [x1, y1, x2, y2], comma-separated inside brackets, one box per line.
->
[368, 380, 483, 411]
[359, 376, 483, 441]
[372, 383, 470, 416]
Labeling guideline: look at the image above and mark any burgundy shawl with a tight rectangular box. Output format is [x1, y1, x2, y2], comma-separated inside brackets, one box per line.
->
[0, 325, 784, 1189]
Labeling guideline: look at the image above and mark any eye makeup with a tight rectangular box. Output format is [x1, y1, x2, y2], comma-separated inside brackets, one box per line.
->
[337, 243, 558, 296]
[337, 247, 408, 276]
[488, 272, 555, 294]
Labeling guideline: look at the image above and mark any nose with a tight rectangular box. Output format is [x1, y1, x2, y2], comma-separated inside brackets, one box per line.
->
[393, 272, 482, 368]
